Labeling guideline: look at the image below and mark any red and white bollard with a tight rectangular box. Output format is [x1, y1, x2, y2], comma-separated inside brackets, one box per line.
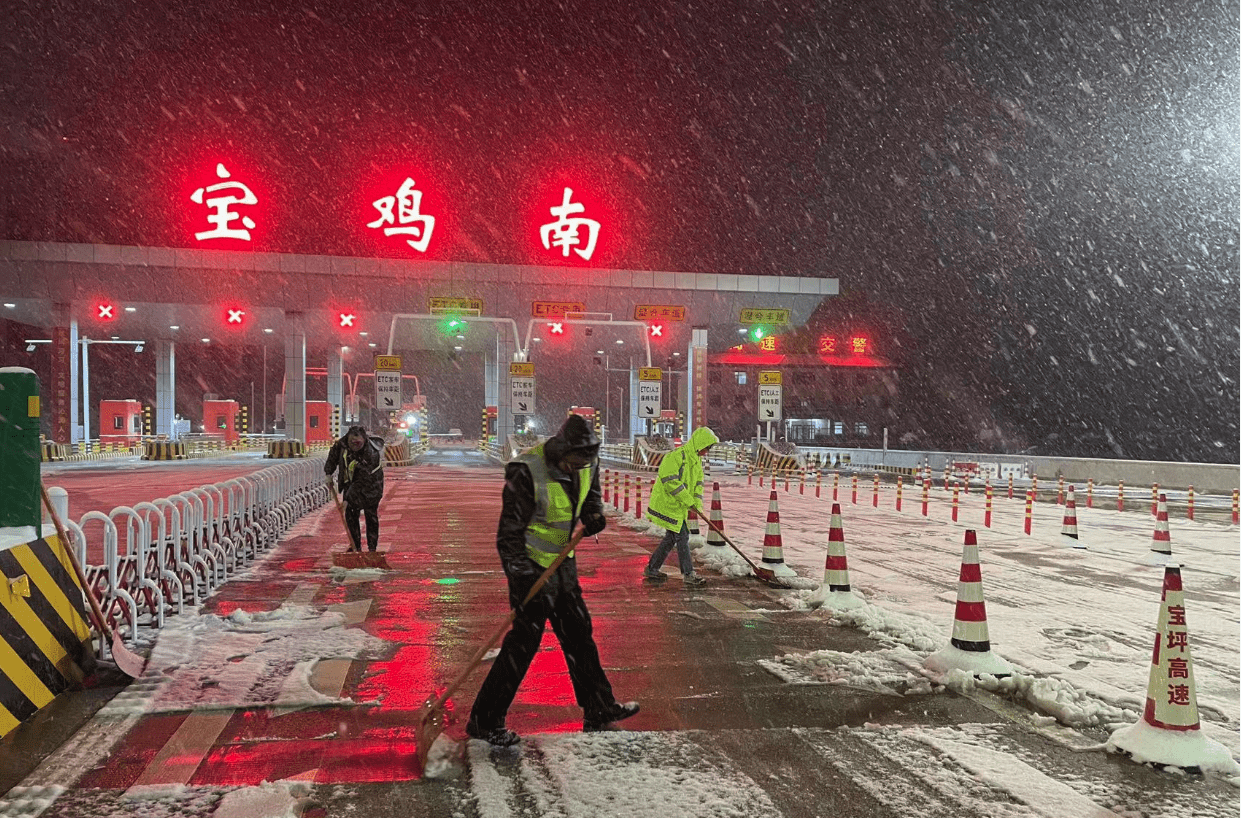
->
[1186, 485, 1194, 522]
[784, 470, 790, 493]
[951, 481, 960, 522]
[603, 469, 611, 503]
[1086, 478, 1094, 509]
[872, 474, 879, 507]
[1057, 475, 1065, 505]
[1007, 473, 1013, 500]
[815, 469, 821, 499]
[799, 469, 806, 495]
[613, 471, 620, 510]
[624, 473, 630, 513]
[1024, 489, 1033, 535]
[851, 475, 858, 505]
[1151, 483, 1159, 516]
[1117, 480, 1125, 512]
[921, 477, 929, 517]
[984, 479, 993, 528]
[896, 476, 903, 512]
[635, 477, 643, 519]
[833, 472, 840, 501]
[1232, 488, 1239, 525]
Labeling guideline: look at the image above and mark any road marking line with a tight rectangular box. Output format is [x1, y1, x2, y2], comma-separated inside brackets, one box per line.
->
[126, 709, 234, 790]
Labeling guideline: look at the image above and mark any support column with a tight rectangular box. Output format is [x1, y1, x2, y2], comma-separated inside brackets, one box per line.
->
[155, 340, 176, 438]
[327, 347, 343, 438]
[69, 319, 80, 443]
[284, 314, 307, 444]
[627, 360, 642, 444]
[686, 327, 708, 435]
[495, 332, 515, 445]
[49, 305, 73, 444]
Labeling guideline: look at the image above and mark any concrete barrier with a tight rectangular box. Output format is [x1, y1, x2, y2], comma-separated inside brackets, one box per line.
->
[265, 439, 307, 459]
[141, 440, 187, 461]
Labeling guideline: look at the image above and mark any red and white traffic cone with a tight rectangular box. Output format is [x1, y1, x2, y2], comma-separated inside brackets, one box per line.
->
[1149, 493, 1172, 565]
[760, 490, 797, 578]
[925, 530, 1013, 678]
[705, 482, 726, 548]
[1061, 485, 1082, 544]
[807, 503, 865, 610]
[1106, 563, 1234, 773]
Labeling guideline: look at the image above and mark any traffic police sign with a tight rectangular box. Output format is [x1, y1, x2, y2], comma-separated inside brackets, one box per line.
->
[510, 362, 535, 415]
[758, 370, 782, 422]
[637, 367, 662, 419]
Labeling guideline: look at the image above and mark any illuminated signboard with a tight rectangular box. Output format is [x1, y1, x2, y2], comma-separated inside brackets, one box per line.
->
[368, 177, 436, 252]
[739, 308, 791, 325]
[429, 297, 484, 314]
[540, 188, 600, 261]
[531, 301, 586, 318]
[190, 163, 258, 242]
[634, 305, 686, 321]
[818, 335, 873, 355]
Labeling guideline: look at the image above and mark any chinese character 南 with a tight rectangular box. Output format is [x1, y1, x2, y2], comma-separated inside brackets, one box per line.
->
[1165, 630, 1189, 652]
[541, 188, 600, 260]
[190, 163, 258, 241]
[1166, 684, 1191, 706]
[819, 336, 837, 354]
[1167, 657, 1190, 679]
[850, 336, 869, 354]
[368, 178, 436, 252]
[1167, 605, 1186, 627]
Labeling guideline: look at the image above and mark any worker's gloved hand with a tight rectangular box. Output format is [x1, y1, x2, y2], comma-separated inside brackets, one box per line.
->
[582, 512, 607, 537]
[501, 554, 541, 581]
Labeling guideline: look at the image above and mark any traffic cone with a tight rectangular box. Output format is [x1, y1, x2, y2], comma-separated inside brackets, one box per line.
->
[925, 530, 1013, 678]
[1149, 494, 1172, 565]
[705, 482, 727, 548]
[760, 490, 798, 578]
[1061, 485, 1083, 546]
[1106, 563, 1235, 773]
[807, 503, 865, 610]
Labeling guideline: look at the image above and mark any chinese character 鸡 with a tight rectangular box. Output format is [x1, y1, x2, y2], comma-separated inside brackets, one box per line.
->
[191, 163, 258, 241]
[368, 178, 436, 252]
[541, 188, 600, 260]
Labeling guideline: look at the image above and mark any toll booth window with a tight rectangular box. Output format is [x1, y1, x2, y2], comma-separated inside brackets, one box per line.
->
[132, 417, 141, 431]
[834, 421, 844, 435]
[216, 415, 227, 430]
[113, 416, 124, 430]
[309, 416, 320, 429]
[855, 422, 869, 437]
[734, 371, 747, 385]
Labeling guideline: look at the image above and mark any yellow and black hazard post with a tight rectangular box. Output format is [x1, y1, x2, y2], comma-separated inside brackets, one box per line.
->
[142, 404, 153, 437]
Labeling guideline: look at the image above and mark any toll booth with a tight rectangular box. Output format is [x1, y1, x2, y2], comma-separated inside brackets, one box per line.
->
[483, 405, 498, 441]
[203, 399, 240, 444]
[653, 409, 681, 440]
[306, 400, 333, 444]
[99, 399, 143, 447]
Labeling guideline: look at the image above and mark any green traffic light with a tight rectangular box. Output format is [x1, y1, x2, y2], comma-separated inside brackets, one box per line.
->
[751, 326, 766, 342]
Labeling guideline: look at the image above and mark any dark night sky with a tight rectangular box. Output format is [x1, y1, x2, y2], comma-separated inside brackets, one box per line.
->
[2, 0, 1237, 462]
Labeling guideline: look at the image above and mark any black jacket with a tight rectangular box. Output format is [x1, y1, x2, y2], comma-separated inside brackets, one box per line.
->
[496, 415, 606, 576]
[325, 426, 386, 508]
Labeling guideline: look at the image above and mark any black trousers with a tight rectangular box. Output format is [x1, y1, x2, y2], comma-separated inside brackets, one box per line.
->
[344, 503, 380, 551]
[469, 561, 616, 728]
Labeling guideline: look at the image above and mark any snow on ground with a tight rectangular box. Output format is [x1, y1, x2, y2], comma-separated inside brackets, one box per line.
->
[608, 471, 1240, 779]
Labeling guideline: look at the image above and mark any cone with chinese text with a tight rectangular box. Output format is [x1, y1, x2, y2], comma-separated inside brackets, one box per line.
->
[760, 490, 798, 578]
[1148, 493, 1172, 565]
[1061, 485, 1083, 546]
[925, 530, 1013, 678]
[705, 482, 727, 549]
[1106, 563, 1236, 774]
[807, 503, 865, 610]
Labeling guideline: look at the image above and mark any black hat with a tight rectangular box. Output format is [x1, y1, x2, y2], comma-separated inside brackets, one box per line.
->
[558, 414, 600, 455]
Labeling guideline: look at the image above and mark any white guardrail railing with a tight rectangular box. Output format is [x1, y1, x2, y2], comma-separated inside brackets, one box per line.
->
[51, 457, 331, 662]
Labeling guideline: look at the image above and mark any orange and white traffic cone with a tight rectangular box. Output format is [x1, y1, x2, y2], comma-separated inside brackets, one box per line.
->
[705, 482, 727, 549]
[807, 503, 865, 610]
[760, 490, 797, 578]
[925, 530, 1013, 678]
[1106, 563, 1235, 773]
[1149, 493, 1172, 565]
[1061, 485, 1082, 545]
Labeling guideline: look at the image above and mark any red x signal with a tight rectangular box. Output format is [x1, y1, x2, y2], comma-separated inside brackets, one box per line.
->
[226, 308, 246, 324]
[96, 303, 115, 320]
[339, 312, 356, 328]
[648, 323, 663, 338]
[548, 322, 564, 335]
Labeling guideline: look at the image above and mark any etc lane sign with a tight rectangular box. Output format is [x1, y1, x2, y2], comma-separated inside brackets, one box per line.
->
[511, 362, 535, 415]
[375, 354, 402, 410]
[758, 370, 782, 422]
[637, 367, 662, 420]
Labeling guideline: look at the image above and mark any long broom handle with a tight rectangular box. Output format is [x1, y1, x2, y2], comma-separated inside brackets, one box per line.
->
[425, 527, 586, 713]
[39, 481, 114, 641]
[328, 481, 362, 552]
[688, 505, 773, 578]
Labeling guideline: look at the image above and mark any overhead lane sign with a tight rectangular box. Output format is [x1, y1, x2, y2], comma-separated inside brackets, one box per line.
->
[510, 362, 535, 415]
[375, 354, 403, 410]
[532, 301, 586, 318]
[758, 370, 782, 422]
[638, 368, 662, 419]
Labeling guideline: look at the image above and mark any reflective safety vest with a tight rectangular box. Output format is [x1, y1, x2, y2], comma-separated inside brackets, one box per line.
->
[519, 444, 592, 568]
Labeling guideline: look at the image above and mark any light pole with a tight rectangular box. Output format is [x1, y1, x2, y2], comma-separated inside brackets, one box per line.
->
[25, 336, 145, 443]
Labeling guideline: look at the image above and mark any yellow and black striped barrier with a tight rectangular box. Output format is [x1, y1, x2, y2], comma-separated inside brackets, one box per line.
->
[142, 441, 187, 460]
[0, 534, 93, 738]
[265, 439, 307, 459]
[39, 441, 66, 462]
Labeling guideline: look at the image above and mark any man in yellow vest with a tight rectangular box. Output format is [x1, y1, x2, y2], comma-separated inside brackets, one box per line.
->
[466, 414, 638, 746]
[643, 426, 719, 586]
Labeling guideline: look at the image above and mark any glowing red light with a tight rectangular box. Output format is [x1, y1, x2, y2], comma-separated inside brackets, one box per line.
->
[548, 322, 565, 335]
[850, 336, 870, 354]
[339, 313, 356, 328]
[226, 308, 246, 325]
[96, 303, 115, 321]
[818, 336, 837, 354]
[758, 336, 777, 353]
[648, 323, 663, 338]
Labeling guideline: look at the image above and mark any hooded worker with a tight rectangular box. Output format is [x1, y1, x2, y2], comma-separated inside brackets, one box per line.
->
[324, 424, 385, 552]
[466, 413, 639, 746]
[643, 426, 720, 585]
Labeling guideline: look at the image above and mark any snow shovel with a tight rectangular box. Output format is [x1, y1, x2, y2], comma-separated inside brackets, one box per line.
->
[688, 506, 790, 588]
[413, 526, 587, 773]
[328, 482, 391, 570]
[39, 481, 147, 678]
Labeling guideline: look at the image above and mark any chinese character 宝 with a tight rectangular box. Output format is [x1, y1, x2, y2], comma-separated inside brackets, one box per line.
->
[541, 188, 599, 260]
[190, 163, 258, 241]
